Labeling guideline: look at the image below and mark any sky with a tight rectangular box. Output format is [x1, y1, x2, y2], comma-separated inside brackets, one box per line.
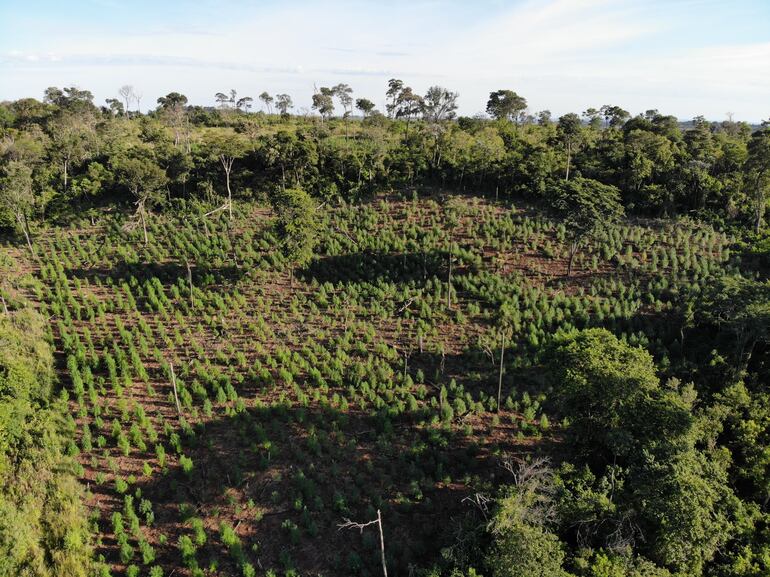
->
[1, 0, 769, 122]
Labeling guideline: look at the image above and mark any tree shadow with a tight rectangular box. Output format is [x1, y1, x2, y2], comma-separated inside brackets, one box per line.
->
[300, 250, 476, 286]
[124, 402, 518, 577]
[66, 259, 251, 288]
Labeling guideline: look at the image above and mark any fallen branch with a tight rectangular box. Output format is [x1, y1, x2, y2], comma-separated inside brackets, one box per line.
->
[204, 202, 231, 218]
[396, 297, 415, 314]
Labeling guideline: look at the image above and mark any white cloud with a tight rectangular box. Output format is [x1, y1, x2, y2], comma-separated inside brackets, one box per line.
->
[1, 0, 768, 121]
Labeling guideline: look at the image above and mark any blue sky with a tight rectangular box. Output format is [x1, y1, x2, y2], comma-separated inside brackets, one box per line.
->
[1, 0, 769, 121]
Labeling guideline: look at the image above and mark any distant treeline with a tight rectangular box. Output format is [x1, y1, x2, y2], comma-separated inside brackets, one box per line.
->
[1, 84, 768, 236]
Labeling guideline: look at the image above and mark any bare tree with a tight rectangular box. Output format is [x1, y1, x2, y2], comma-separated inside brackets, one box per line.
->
[339, 510, 388, 577]
[497, 328, 508, 413]
[498, 455, 558, 527]
[203, 132, 248, 220]
[118, 85, 135, 113]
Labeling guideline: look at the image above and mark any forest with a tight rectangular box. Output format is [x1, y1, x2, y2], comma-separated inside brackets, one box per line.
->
[0, 82, 769, 577]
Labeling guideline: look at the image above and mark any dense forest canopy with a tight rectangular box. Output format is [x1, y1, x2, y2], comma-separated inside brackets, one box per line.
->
[0, 82, 769, 577]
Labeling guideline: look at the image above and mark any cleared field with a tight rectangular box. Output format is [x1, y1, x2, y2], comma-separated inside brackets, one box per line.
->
[21, 191, 733, 576]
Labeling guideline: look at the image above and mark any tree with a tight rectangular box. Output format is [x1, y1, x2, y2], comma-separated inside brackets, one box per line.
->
[582, 107, 602, 129]
[332, 84, 353, 117]
[745, 127, 770, 233]
[259, 91, 274, 114]
[557, 113, 582, 181]
[599, 104, 630, 129]
[0, 303, 93, 577]
[422, 86, 459, 123]
[275, 94, 293, 116]
[156, 92, 190, 150]
[0, 160, 35, 253]
[270, 187, 318, 285]
[215, 89, 238, 111]
[385, 78, 403, 118]
[312, 88, 335, 122]
[549, 329, 663, 462]
[48, 113, 96, 194]
[486, 90, 527, 123]
[332, 84, 354, 136]
[44, 86, 96, 114]
[549, 329, 737, 574]
[235, 96, 253, 113]
[112, 153, 168, 244]
[118, 85, 136, 114]
[549, 177, 623, 276]
[338, 511, 388, 577]
[487, 459, 568, 577]
[215, 92, 230, 109]
[394, 86, 423, 139]
[105, 98, 124, 116]
[355, 98, 375, 118]
[202, 132, 249, 220]
[698, 275, 770, 376]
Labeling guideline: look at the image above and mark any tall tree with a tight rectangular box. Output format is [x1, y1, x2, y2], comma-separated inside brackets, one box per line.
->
[44, 86, 96, 113]
[259, 91, 274, 114]
[275, 94, 293, 116]
[486, 90, 527, 123]
[215, 89, 238, 111]
[112, 153, 168, 244]
[236, 96, 253, 113]
[332, 84, 353, 117]
[48, 112, 96, 194]
[311, 88, 335, 122]
[385, 79, 403, 119]
[599, 104, 630, 129]
[556, 113, 582, 181]
[549, 329, 736, 574]
[745, 127, 770, 233]
[422, 86, 459, 123]
[203, 132, 249, 220]
[0, 160, 35, 253]
[699, 275, 770, 376]
[104, 98, 124, 116]
[156, 92, 190, 150]
[549, 176, 623, 276]
[355, 98, 375, 118]
[270, 187, 318, 285]
[333, 84, 354, 136]
[118, 85, 135, 114]
[394, 86, 423, 139]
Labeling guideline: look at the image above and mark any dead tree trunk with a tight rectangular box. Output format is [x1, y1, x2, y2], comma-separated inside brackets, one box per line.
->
[140, 205, 148, 245]
[446, 247, 452, 310]
[220, 155, 235, 220]
[567, 241, 578, 277]
[497, 331, 506, 413]
[17, 213, 34, 255]
[170, 362, 181, 415]
[339, 510, 388, 577]
[185, 258, 194, 308]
